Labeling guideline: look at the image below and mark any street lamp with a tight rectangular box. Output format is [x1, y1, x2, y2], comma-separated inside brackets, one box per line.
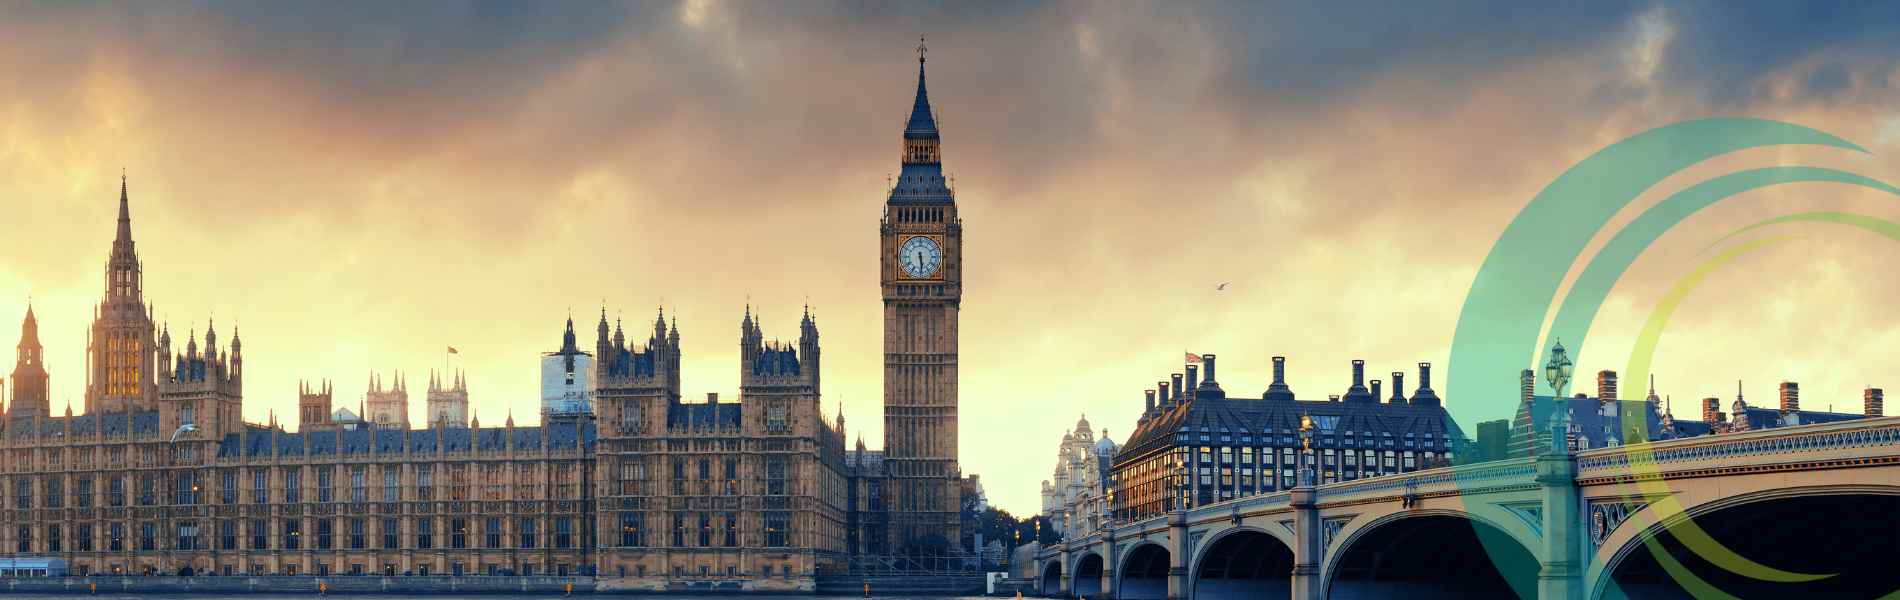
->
[1543, 339, 1574, 453]
[1298, 413, 1315, 486]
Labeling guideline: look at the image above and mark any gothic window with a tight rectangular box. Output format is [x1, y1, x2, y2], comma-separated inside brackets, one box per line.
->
[285, 469, 304, 503]
[620, 513, 643, 547]
[317, 518, 334, 550]
[519, 518, 537, 549]
[253, 470, 268, 503]
[486, 517, 503, 549]
[767, 403, 788, 431]
[415, 517, 434, 549]
[221, 520, 237, 550]
[451, 518, 468, 549]
[381, 519, 398, 549]
[316, 467, 333, 503]
[349, 518, 366, 550]
[109, 522, 125, 552]
[76, 478, 93, 508]
[555, 517, 573, 549]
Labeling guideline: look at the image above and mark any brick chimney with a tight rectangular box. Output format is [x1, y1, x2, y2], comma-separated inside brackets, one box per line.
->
[1703, 397, 1722, 424]
[1144, 389, 1156, 415]
[1370, 379, 1382, 403]
[1390, 371, 1406, 403]
[1779, 381, 1799, 412]
[1867, 388, 1885, 417]
[1197, 354, 1225, 400]
[1597, 370, 1618, 404]
[1170, 374, 1183, 405]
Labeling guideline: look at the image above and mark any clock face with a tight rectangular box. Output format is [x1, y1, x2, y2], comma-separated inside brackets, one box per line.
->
[899, 235, 943, 279]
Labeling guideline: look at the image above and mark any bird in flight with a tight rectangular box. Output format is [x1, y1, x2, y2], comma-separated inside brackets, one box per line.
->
[1216, 282, 1229, 291]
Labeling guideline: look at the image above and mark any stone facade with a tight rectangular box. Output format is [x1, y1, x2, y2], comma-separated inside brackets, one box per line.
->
[0, 53, 969, 590]
[878, 42, 963, 554]
[1039, 416, 1115, 540]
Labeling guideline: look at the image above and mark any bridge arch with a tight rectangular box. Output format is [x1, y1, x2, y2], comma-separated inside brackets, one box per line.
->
[1593, 484, 1900, 599]
[1323, 509, 1538, 599]
[1070, 551, 1105, 598]
[1189, 526, 1296, 600]
[1038, 559, 1063, 596]
[1116, 541, 1171, 600]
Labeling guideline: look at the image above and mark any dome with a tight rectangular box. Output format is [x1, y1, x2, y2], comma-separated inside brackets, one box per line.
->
[1076, 413, 1092, 433]
[1095, 429, 1117, 454]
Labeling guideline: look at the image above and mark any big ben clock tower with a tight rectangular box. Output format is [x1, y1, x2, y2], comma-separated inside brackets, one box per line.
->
[880, 41, 962, 551]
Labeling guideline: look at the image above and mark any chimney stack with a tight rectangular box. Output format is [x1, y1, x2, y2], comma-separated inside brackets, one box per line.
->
[1410, 363, 1442, 406]
[1144, 389, 1157, 415]
[1329, 395, 1340, 402]
[1703, 397, 1721, 424]
[1185, 365, 1199, 401]
[1344, 359, 1374, 403]
[1520, 369, 1535, 406]
[707, 392, 718, 406]
[1866, 387, 1884, 417]
[1371, 379, 1383, 403]
[1170, 374, 1183, 405]
[1196, 354, 1226, 400]
[1158, 380, 1171, 409]
[1264, 356, 1294, 401]
[1779, 381, 1799, 412]
[1391, 372, 1406, 403]
[1597, 370, 1618, 404]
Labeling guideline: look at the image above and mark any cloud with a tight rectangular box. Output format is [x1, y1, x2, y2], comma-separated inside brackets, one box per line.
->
[5, 1, 1900, 515]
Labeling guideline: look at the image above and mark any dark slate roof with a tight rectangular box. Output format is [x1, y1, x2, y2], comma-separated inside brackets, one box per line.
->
[903, 61, 938, 140]
[667, 401, 743, 429]
[246, 428, 274, 457]
[376, 429, 405, 453]
[410, 431, 438, 453]
[218, 433, 242, 458]
[71, 414, 97, 436]
[1736, 406, 1865, 430]
[342, 428, 372, 455]
[752, 347, 801, 376]
[276, 432, 305, 457]
[887, 163, 952, 205]
[513, 428, 542, 450]
[131, 411, 159, 435]
[847, 450, 886, 474]
[478, 428, 509, 452]
[1518, 396, 1663, 449]
[1117, 383, 1463, 467]
[443, 427, 472, 453]
[102, 413, 130, 437]
[310, 431, 340, 456]
[1662, 418, 1714, 439]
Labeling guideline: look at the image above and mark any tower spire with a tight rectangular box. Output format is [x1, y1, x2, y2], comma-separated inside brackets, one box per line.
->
[117, 169, 132, 242]
[904, 36, 939, 143]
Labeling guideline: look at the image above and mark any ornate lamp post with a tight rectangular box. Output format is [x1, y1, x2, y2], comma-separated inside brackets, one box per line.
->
[1543, 339, 1574, 453]
[1298, 413, 1316, 486]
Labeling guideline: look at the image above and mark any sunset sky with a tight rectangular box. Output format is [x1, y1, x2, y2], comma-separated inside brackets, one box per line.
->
[5, 2, 1900, 515]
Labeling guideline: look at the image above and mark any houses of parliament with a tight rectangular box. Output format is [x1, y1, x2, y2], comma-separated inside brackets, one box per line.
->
[0, 53, 966, 592]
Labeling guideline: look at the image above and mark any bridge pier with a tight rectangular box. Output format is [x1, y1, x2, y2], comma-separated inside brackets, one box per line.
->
[1289, 482, 1320, 600]
[1060, 548, 1073, 597]
[1166, 510, 1187, 600]
[1536, 451, 1582, 600]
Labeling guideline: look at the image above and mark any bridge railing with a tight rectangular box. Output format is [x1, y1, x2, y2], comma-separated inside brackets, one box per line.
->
[1576, 415, 1900, 478]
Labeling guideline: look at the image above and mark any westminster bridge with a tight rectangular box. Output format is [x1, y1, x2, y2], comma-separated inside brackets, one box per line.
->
[1029, 416, 1900, 599]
